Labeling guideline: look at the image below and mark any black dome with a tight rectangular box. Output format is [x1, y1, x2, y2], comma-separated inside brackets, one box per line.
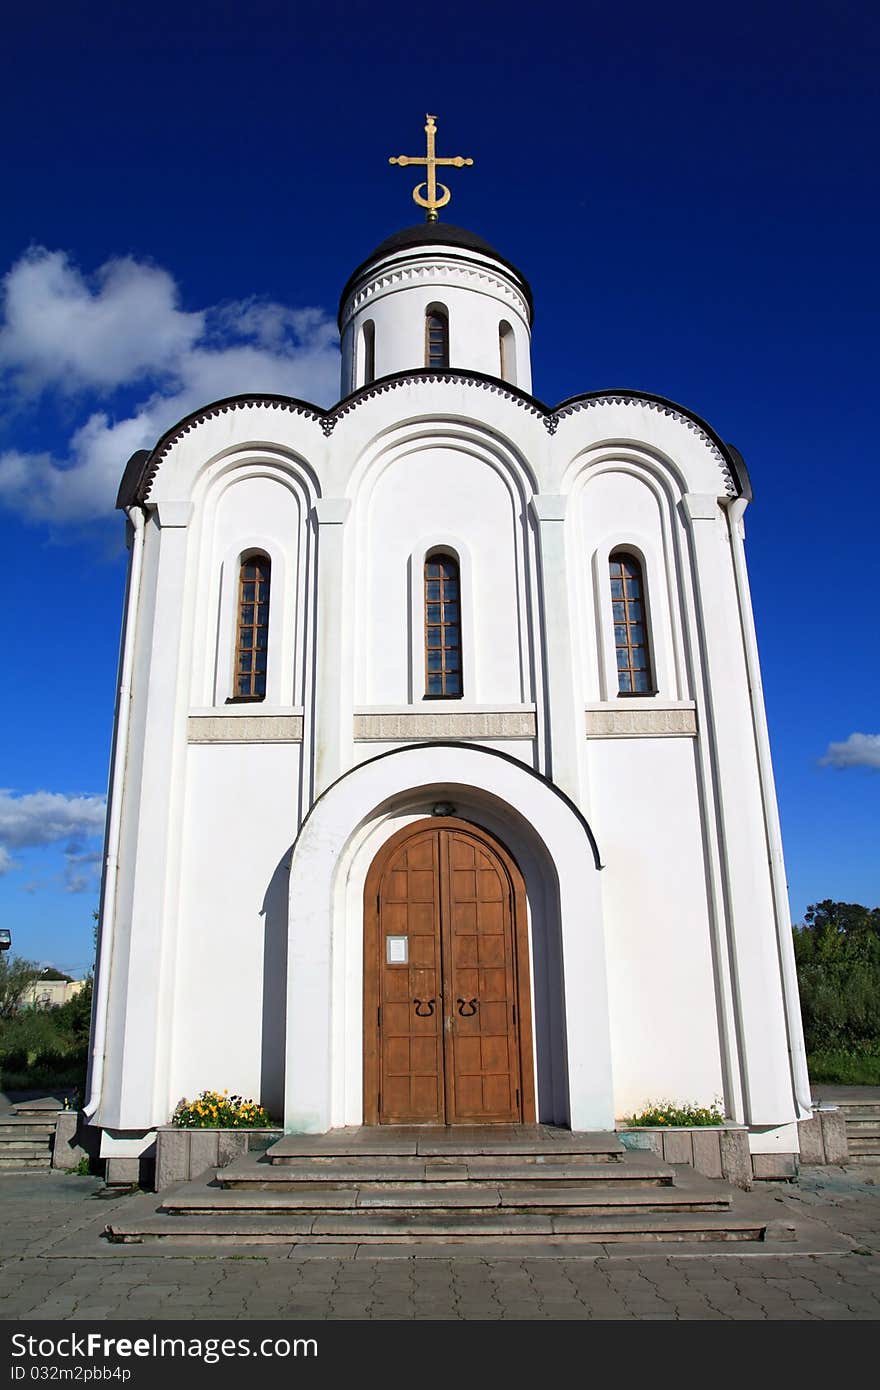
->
[366, 223, 504, 261]
[338, 223, 533, 326]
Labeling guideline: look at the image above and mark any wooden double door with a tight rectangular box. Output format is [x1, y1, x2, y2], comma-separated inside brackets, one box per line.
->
[364, 818, 535, 1125]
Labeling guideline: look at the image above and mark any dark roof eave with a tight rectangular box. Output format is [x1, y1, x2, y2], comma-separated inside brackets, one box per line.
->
[117, 374, 751, 509]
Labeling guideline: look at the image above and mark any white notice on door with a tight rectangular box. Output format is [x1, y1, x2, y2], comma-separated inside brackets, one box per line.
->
[386, 936, 408, 964]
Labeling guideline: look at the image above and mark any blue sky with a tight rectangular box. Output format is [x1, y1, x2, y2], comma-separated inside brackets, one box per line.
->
[1, 0, 877, 974]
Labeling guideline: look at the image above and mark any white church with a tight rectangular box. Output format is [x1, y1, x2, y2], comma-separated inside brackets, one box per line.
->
[86, 118, 811, 1172]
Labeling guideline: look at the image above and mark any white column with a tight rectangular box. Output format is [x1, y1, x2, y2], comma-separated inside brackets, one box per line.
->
[681, 493, 795, 1125]
[101, 501, 193, 1130]
[726, 497, 812, 1118]
[530, 495, 613, 1130]
[530, 494, 584, 804]
[312, 499, 353, 795]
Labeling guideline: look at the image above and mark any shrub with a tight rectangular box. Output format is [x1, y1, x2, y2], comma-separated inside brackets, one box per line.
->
[625, 1099, 724, 1127]
[172, 1090, 271, 1129]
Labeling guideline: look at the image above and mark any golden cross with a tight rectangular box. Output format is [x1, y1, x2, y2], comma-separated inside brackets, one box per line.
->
[389, 114, 473, 222]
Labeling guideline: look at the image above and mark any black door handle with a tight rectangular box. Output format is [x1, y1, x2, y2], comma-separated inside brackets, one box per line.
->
[413, 998, 435, 1017]
[457, 998, 478, 1017]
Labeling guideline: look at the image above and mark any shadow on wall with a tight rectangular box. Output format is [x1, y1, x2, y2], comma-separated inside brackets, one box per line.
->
[259, 850, 291, 1121]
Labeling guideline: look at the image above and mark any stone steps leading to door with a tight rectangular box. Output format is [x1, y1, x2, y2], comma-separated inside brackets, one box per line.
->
[102, 1126, 808, 1249]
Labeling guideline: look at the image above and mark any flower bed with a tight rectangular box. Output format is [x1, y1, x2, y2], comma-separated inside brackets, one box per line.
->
[172, 1090, 271, 1129]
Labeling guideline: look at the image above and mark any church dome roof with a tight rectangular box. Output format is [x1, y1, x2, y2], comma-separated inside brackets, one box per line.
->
[338, 223, 534, 326]
[367, 222, 503, 260]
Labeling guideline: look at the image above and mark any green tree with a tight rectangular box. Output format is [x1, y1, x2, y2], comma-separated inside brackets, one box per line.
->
[793, 901, 880, 1051]
[0, 955, 41, 1021]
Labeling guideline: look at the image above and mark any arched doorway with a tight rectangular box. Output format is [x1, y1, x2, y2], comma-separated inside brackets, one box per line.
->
[363, 817, 535, 1125]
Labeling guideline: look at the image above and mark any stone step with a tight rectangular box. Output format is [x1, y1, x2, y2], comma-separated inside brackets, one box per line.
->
[848, 1138, 880, 1155]
[218, 1152, 672, 1190]
[0, 1156, 52, 1169]
[0, 1141, 52, 1155]
[0, 1122, 57, 1138]
[162, 1182, 729, 1217]
[844, 1120, 880, 1135]
[105, 1206, 767, 1245]
[834, 1102, 880, 1115]
[266, 1127, 624, 1164]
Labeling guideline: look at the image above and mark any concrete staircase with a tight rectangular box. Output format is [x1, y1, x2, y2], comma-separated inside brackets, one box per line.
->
[104, 1126, 795, 1250]
[0, 1105, 60, 1170]
[838, 1100, 880, 1160]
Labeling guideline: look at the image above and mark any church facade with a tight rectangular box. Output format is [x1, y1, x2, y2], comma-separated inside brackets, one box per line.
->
[86, 181, 811, 1167]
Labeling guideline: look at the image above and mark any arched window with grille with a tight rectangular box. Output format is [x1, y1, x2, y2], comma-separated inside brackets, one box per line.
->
[425, 305, 449, 368]
[609, 551, 653, 695]
[424, 553, 462, 697]
[233, 553, 271, 700]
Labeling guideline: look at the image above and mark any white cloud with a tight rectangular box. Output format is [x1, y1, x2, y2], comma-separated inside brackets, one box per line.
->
[0, 790, 106, 851]
[0, 846, 18, 876]
[0, 248, 340, 524]
[820, 733, 880, 770]
[0, 249, 204, 393]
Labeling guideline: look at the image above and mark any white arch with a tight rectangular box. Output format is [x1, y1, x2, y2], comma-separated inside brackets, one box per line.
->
[285, 742, 613, 1134]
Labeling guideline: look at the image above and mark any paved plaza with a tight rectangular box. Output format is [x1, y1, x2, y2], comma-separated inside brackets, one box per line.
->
[0, 1165, 878, 1320]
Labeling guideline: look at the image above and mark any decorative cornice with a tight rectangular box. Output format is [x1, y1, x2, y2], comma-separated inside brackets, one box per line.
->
[551, 396, 737, 496]
[585, 707, 698, 738]
[340, 259, 530, 333]
[122, 377, 745, 507]
[323, 371, 546, 435]
[354, 711, 537, 741]
[188, 714, 304, 743]
[139, 397, 323, 502]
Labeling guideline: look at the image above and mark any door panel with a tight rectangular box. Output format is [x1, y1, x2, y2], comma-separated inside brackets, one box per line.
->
[376, 831, 444, 1124]
[365, 819, 532, 1125]
[443, 832, 521, 1123]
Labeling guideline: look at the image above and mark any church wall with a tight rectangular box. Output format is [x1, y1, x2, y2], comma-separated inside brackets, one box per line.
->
[169, 742, 302, 1122]
[573, 463, 685, 704]
[340, 259, 531, 391]
[189, 468, 309, 710]
[348, 737, 538, 769]
[589, 736, 724, 1117]
[353, 445, 530, 707]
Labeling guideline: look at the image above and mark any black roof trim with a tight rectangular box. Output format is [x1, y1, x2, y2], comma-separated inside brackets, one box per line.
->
[115, 395, 324, 509]
[724, 443, 753, 503]
[290, 739, 603, 871]
[115, 450, 151, 511]
[338, 224, 534, 327]
[117, 372, 749, 508]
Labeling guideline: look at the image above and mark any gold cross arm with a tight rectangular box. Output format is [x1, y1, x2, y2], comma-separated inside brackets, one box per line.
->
[389, 114, 473, 221]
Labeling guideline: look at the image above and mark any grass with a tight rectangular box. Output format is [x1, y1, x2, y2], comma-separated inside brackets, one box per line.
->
[807, 1045, 880, 1086]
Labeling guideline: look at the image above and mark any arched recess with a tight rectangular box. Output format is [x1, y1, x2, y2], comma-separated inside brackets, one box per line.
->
[187, 451, 318, 711]
[349, 424, 539, 708]
[285, 742, 612, 1135]
[565, 449, 690, 704]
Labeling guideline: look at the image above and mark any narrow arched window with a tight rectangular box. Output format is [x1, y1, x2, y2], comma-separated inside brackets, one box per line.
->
[499, 320, 516, 384]
[610, 552, 653, 695]
[424, 554, 462, 697]
[425, 306, 449, 368]
[358, 319, 375, 387]
[234, 554, 271, 700]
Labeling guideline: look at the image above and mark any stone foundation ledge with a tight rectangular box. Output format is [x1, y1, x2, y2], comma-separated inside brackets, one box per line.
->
[154, 1126, 283, 1192]
[796, 1105, 849, 1166]
[617, 1125, 755, 1189]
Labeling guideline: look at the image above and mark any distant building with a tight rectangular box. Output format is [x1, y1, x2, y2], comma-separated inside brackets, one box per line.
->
[24, 979, 87, 1009]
